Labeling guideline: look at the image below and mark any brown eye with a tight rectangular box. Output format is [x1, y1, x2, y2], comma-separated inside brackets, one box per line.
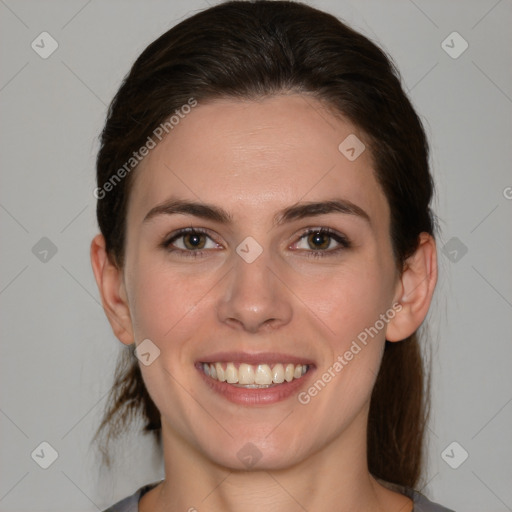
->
[307, 231, 331, 250]
[163, 228, 220, 255]
[183, 232, 206, 250]
[293, 228, 351, 258]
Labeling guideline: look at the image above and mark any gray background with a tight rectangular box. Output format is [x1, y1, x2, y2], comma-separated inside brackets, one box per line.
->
[1, 0, 511, 511]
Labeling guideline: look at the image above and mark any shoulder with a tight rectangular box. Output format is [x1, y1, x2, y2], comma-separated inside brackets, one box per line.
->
[101, 481, 161, 512]
[401, 486, 456, 512]
[102, 480, 455, 512]
[380, 480, 455, 512]
[411, 491, 456, 512]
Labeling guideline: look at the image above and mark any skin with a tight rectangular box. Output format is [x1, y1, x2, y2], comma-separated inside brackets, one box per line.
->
[91, 94, 437, 512]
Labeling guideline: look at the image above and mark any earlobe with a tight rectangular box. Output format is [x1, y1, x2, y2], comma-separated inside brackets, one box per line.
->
[386, 233, 437, 342]
[90, 234, 134, 345]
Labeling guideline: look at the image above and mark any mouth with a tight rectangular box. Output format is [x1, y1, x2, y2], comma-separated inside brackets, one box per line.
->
[196, 355, 314, 405]
[199, 362, 309, 387]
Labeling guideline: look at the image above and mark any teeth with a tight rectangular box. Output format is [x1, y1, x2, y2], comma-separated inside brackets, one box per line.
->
[238, 363, 255, 384]
[234, 384, 272, 389]
[285, 364, 294, 382]
[201, 362, 309, 385]
[226, 362, 237, 383]
[215, 362, 226, 382]
[255, 364, 273, 385]
[272, 363, 285, 384]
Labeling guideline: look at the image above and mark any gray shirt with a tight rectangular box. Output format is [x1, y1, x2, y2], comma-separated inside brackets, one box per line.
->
[102, 481, 455, 511]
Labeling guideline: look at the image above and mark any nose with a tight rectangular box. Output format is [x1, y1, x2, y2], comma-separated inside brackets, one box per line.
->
[216, 249, 293, 333]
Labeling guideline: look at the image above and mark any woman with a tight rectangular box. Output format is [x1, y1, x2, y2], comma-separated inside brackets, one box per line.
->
[91, 1, 453, 510]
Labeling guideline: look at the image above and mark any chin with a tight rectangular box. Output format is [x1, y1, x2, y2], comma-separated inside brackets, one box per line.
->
[197, 432, 310, 472]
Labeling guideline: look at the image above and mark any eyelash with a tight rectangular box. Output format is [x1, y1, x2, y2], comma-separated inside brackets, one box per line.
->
[161, 227, 351, 259]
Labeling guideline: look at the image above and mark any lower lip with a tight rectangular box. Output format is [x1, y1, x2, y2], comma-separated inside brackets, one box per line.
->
[197, 365, 314, 405]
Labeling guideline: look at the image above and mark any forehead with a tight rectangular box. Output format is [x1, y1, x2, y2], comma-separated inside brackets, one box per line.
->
[128, 94, 389, 227]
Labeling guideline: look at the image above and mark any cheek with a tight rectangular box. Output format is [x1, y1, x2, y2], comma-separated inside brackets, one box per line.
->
[295, 258, 397, 347]
[127, 258, 211, 341]
[295, 272, 393, 444]
[292, 255, 397, 407]
[129, 271, 175, 341]
[125, 260, 224, 436]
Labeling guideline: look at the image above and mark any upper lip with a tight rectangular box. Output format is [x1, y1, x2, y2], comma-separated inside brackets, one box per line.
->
[197, 351, 315, 366]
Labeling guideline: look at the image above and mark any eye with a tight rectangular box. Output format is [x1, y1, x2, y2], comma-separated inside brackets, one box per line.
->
[292, 228, 350, 257]
[163, 228, 221, 256]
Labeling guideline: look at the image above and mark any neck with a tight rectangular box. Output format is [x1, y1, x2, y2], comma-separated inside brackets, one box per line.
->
[142, 412, 412, 512]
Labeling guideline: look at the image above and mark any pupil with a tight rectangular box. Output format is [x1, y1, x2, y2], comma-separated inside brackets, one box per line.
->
[309, 232, 328, 250]
[186, 233, 204, 249]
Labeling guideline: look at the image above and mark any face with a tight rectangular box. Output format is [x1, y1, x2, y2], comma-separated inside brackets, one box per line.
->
[120, 94, 402, 470]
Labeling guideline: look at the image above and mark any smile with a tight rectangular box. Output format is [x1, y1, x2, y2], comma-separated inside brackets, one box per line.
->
[201, 362, 309, 387]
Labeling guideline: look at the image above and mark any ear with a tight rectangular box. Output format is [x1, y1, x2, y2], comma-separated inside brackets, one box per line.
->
[90, 234, 134, 345]
[386, 233, 437, 342]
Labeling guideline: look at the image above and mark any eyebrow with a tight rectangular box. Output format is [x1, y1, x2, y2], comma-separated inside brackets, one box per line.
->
[143, 198, 371, 226]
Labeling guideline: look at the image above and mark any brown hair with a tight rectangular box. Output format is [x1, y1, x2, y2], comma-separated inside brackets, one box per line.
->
[93, 0, 434, 488]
